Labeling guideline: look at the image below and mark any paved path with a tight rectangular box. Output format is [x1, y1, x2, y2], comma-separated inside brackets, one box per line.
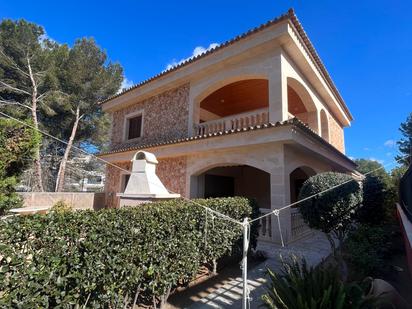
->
[169, 232, 332, 309]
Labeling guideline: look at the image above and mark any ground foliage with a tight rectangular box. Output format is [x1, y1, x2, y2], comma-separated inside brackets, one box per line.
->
[261, 259, 379, 309]
[0, 197, 259, 308]
[345, 225, 392, 277]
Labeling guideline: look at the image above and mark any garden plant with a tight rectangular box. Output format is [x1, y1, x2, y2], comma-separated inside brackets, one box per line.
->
[261, 258, 379, 309]
[298, 172, 362, 261]
[0, 197, 259, 308]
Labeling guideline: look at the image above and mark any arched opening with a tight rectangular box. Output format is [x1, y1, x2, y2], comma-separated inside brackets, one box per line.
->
[287, 77, 318, 133]
[320, 109, 329, 141]
[190, 164, 271, 209]
[195, 79, 269, 135]
[289, 166, 316, 203]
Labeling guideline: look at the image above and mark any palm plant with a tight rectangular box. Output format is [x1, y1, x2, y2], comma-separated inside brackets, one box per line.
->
[261, 258, 379, 309]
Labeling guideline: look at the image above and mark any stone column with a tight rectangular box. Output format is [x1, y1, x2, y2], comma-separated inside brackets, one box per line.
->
[308, 110, 320, 134]
[268, 52, 288, 123]
[270, 165, 291, 244]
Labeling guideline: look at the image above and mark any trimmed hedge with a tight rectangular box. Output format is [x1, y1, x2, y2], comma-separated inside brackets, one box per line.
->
[357, 175, 386, 225]
[298, 172, 362, 240]
[345, 225, 391, 277]
[0, 197, 259, 308]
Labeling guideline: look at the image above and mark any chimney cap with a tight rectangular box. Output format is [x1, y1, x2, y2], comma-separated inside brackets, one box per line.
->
[131, 151, 158, 164]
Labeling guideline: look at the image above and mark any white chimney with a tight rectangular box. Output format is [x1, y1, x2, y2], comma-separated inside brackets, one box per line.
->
[117, 151, 180, 206]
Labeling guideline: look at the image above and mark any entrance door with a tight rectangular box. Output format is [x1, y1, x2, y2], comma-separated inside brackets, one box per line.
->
[204, 174, 235, 198]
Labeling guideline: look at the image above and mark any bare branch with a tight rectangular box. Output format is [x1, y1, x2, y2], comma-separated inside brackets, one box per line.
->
[0, 49, 30, 78]
[34, 71, 46, 77]
[37, 90, 70, 103]
[0, 99, 33, 110]
[36, 91, 51, 102]
[0, 80, 31, 95]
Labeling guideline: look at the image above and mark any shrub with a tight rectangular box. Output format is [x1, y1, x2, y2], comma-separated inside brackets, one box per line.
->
[0, 176, 22, 215]
[298, 172, 362, 256]
[345, 225, 391, 277]
[261, 258, 378, 309]
[357, 175, 386, 225]
[0, 197, 258, 308]
[0, 119, 40, 215]
[51, 200, 73, 214]
[193, 197, 260, 272]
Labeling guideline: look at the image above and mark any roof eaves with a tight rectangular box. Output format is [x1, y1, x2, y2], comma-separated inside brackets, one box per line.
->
[98, 118, 355, 167]
[287, 12, 353, 120]
[99, 9, 352, 122]
[98, 10, 292, 105]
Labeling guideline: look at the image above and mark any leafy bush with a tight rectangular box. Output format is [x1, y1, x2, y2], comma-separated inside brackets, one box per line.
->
[298, 172, 362, 255]
[261, 259, 378, 309]
[51, 200, 73, 214]
[357, 175, 386, 225]
[0, 119, 40, 215]
[0, 197, 258, 308]
[345, 225, 391, 277]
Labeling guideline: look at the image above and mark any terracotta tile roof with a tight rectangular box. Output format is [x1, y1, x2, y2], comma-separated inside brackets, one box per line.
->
[98, 117, 355, 166]
[99, 9, 352, 119]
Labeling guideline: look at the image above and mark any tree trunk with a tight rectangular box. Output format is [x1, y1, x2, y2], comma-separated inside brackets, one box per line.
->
[212, 259, 217, 275]
[160, 286, 172, 309]
[55, 107, 81, 192]
[27, 56, 44, 192]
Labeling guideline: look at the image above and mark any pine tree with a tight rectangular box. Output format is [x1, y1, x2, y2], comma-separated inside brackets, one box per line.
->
[396, 112, 412, 166]
[52, 38, 122, 191]
[0, 19, 58, 191]
[0, 20, 124, 192]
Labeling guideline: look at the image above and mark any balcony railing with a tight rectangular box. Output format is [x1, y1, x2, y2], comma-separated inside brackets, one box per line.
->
[291, 211, 311, 240]
[257, 209, 312, 243]
[257, 208, 272, 242]
[194, 108, 269, 136]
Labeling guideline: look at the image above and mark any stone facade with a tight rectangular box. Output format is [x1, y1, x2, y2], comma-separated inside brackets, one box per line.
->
[104, 156, 187, 208]
[328, 114, 345, 153]
[157, 156, 187, 197]
[110, 83, 190, 151]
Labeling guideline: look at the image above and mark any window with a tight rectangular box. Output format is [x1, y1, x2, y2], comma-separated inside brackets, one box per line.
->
[88, 176, 102, 184]
[126, 114, 143, 140]
[121, 173, 131, 192]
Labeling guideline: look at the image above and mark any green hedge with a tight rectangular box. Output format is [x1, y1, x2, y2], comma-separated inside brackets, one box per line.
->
[345, 225, 391, 277]
[0, 197, 259, 308]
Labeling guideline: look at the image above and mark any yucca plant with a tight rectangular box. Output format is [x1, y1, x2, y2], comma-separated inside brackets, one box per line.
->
[261, 259, 378, 309]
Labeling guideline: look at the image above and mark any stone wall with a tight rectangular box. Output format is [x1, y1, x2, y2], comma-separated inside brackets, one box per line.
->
[104, 156, 187, 208]
[328, 114, 345, 153]
[156, 156, 187, 198]
[19, 192, 106, 210]
[110, 84, 190, 151]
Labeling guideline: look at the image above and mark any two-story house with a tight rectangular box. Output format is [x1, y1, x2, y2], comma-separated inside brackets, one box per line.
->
[98, 9, 356, 244]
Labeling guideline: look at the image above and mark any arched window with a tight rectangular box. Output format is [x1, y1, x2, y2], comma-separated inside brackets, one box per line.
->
[289, 166, 316, 203]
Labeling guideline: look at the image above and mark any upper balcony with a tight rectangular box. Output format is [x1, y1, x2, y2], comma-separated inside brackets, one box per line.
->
[192, 78, 325, 141]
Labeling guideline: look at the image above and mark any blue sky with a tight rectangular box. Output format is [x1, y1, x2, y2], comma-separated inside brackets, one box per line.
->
[1, 0, 411, 169]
